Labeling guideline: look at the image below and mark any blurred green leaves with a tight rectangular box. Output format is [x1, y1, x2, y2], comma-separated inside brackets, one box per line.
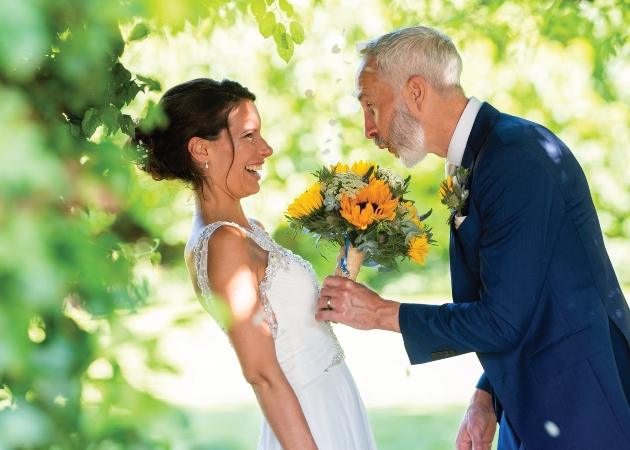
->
[2, 0, 630, 448]
[251, 0, 305, 61]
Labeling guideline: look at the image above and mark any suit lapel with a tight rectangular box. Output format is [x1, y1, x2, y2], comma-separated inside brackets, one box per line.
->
[459, 102, 501, 216]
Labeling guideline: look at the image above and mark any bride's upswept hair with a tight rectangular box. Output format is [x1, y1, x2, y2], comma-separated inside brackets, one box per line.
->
[131, 78, 256, 193]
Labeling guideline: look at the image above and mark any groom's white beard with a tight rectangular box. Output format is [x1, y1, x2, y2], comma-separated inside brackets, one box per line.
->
[375, 102, 427, 168]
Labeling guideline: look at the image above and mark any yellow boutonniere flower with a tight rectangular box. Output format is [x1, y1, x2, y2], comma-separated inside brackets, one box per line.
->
[440, 167, 470, 224]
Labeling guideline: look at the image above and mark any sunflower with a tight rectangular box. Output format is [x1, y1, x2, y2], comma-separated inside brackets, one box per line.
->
[408, 234, 429, 265]
[439, 176, 454, 200]
[402, 201, 423, 228]
[339, 179, 399, 230]
[331, 160, 377, 178]
[287, 183, 324, 218]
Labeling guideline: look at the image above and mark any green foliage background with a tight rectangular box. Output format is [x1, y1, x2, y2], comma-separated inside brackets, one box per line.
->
[1, 0, 629, 448]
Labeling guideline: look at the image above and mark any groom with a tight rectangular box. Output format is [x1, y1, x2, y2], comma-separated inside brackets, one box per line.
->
[316, 26, 630, 449]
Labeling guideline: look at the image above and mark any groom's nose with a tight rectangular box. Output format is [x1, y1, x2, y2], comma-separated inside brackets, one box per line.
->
[363, 109, 378, 140]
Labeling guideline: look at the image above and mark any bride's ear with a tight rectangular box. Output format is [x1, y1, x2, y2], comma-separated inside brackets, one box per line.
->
[188, 137, 209, 166]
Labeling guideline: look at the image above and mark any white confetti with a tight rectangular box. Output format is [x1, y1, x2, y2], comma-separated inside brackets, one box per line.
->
[321, 148, 331, 155]
[332, 44, 341, 54]
[304, 89, 314, 98]
[325, 138, 332, 143]
[350, 103, 361, 113]
[356, 42, 368, 53]
[544, 421, 560, 438]
[337, 131, 345, 140]
[351, 88, 360, 97]
[329, 119, 338, 127]
[342, 28, 346, 36]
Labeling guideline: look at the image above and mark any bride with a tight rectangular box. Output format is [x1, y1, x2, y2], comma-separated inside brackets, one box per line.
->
[133, 78, 377, 449]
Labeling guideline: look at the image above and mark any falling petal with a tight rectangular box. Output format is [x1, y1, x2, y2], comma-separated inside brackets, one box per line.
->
[321, 148, 331, 154]
[326, 138, 332, 143]
[544, 421, 560, 438]
[350, 103, 361, 113]
[351, 88, 360, 97]
[329, 119, 338, 127]
[305, 89, 314, 98]
[332, 44, 341, 54]
[337, 131, 345, 139]
[356, 42, 367, 53]
[342, 28, 346, 36]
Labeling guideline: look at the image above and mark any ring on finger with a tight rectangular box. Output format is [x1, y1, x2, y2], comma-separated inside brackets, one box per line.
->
[326, 297, 332, 309]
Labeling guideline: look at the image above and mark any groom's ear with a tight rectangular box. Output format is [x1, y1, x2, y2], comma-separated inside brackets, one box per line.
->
[404, 75, 427, 115]
[188, 137, 209, 164]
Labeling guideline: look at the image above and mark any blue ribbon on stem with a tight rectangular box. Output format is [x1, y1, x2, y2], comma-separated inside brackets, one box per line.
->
[340, 233, 351, 277]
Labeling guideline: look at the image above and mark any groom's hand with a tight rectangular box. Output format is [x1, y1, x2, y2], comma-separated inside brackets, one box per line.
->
[315, 276, 401, 332]
[456, 388, 496, 450]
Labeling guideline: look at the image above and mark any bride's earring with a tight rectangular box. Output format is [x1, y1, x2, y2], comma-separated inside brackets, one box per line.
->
[204, 161, 209, 169]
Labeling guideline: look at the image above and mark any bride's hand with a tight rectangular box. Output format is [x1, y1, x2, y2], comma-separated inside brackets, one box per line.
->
[315, 276, 401, 332]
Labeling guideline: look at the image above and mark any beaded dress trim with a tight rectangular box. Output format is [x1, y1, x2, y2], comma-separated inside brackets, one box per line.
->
[193, 220, 344, 372]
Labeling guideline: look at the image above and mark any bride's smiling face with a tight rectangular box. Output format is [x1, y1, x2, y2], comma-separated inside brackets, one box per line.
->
[206, 100, 273, 199]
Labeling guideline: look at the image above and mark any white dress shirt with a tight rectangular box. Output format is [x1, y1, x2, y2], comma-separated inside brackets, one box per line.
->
[445, 96, 482, 169]
[445, 97, 482, 228]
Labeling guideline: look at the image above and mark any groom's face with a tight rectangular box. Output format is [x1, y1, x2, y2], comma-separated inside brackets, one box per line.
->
[356, 58, 427, 167]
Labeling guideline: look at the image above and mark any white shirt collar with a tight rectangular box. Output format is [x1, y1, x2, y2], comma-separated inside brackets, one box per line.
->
[446, 96, 482, 166]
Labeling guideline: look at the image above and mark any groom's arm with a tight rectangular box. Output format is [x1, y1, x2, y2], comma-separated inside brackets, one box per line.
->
[318, 144, 565, 360]
[398, 144, 565, 362]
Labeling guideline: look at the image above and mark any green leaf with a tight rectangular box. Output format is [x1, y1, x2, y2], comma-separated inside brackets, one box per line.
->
[136, 74, 162, 92]
[140, 100, 169, 133]
[250, 0, 266, 19]
[150, 252, 162, 266]
[101, 105, 120, 137]
[69, 123, 81, 138]
[290, 21, 304, 44]
[118, 114, 135, 138]
[81, 108, 102, 138]
[279, 0, 294, 17]
[273, 23, 289, 49]
[276, 37, 294, 63]
[127, 22, 150, 42]
[259, 12, 276, 38]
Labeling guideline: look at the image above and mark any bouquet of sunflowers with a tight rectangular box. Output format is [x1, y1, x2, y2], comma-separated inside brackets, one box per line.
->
[286, 161, 434, 280]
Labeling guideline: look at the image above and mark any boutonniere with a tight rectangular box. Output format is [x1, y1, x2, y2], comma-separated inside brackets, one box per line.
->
[439, 167, 470, 224]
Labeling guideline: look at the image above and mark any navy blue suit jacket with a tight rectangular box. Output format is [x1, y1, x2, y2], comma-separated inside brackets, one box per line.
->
[399, 103, 630, 449]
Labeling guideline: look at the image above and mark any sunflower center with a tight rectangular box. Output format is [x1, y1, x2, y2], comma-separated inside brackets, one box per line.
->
[357, 201, 378, 211]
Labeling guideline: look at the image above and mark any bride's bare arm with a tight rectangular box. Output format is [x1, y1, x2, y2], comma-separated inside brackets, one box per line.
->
[206, 226, 318, 450]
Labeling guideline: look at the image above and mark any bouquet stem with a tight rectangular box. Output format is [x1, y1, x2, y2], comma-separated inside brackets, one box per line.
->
[334, 244, 365, 281]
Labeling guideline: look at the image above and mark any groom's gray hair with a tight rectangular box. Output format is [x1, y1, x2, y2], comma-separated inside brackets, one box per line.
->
[360, 26, 464, 98]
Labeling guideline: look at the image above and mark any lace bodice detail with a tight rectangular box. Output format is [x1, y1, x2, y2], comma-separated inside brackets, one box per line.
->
[193, 220, 344, 372]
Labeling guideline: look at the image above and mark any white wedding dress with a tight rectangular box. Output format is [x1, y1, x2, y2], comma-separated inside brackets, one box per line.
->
[194, 220, 377, 450]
